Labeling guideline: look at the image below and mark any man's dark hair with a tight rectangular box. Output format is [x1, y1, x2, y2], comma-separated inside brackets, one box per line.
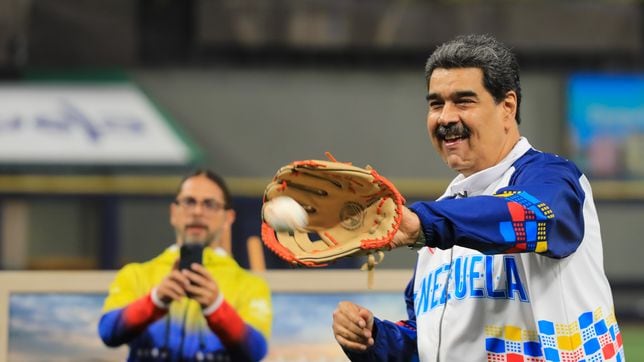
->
[176, 169, 233, 209]
[425, 34, 522, 124]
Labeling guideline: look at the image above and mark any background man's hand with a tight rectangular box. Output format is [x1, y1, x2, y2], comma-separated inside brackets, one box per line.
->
[156, 269, 190, 304]
[332, 301, 375, 352]
[181, 263, 220, 309]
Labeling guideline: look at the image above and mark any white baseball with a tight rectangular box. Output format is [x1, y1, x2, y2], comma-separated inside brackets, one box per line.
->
[263, 196, 308, 232]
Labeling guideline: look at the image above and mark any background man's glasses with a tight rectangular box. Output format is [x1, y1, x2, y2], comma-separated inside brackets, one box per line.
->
[174, 197, 225, 213]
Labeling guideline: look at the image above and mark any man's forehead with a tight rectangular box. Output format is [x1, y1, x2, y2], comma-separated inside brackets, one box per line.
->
[428, 67, 484, 86]
[177, 176, 224, 199]
[427, 68, 486, 96]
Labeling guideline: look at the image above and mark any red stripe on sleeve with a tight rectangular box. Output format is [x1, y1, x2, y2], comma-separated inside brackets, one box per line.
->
[204, 300, 247, 346]
[122, 293, 168, 329]
[507, 201, 525, 221]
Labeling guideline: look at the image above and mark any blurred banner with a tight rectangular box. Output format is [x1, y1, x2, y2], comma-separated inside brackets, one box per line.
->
[0, 84, 199, 166]
[568, 73, 644, 179]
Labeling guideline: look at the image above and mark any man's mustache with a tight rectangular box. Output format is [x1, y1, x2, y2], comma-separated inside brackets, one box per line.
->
[435, 123, 471, 140]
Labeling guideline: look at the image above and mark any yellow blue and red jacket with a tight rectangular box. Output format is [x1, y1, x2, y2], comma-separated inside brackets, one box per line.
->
[99, 245, 272, 361]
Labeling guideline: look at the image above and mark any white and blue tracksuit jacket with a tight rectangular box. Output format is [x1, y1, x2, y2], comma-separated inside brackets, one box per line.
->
[345, 138, 624, 362]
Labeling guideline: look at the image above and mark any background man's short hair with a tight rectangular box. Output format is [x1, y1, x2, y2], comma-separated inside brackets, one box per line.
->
[177, 169, 233, 209]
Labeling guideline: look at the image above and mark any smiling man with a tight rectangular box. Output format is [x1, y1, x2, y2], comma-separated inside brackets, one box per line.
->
[332, 35, 624, 361]
[427, 66, 520, 176]
[99, 170, 272, 361]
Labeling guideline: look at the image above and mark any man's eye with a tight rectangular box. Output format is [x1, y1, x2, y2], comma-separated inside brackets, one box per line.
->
[203, 200, 224, 210]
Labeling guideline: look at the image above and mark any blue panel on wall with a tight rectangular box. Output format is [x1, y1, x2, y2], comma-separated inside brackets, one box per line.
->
[568, 73, 644, 179]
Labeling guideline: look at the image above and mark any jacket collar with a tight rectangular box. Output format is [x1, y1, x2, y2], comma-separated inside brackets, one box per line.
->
[167, 244, 228, 256]
[440, 137, 532, 199]
[155, 244, 236, 267]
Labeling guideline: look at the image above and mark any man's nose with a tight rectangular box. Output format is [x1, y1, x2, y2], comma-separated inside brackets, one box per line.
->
[191, 202, 206, 214]
[438, 102, 459, 125]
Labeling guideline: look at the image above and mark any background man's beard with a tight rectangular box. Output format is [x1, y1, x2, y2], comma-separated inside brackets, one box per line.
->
[182, 229, 222, 247]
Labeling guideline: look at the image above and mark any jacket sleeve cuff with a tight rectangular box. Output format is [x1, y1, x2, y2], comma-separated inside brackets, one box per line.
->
[151, 287, 171, 309]
[409, 202, 437, 248]
[202, 292, 224, 316]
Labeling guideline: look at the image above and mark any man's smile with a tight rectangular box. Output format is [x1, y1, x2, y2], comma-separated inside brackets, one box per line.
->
[436, 123, 471, 148]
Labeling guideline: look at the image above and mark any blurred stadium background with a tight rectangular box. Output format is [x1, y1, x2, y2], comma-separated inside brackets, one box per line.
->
[0, 0, 642, 360]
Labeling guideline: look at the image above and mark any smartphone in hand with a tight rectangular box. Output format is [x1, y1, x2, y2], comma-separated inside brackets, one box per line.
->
[179, 243, 204, 271]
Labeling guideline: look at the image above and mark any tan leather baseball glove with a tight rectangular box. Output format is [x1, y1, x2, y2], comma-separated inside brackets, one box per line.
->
[261, 154, 405, 268]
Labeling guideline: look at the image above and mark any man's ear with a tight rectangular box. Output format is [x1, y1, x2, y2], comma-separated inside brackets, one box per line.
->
[503, 91, 518, 124]
[225, 209, 236, 228]
[169, 202, 178, 228]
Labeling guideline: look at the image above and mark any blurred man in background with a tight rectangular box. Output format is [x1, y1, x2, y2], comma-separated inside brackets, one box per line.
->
[99, 170, 271, 361]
